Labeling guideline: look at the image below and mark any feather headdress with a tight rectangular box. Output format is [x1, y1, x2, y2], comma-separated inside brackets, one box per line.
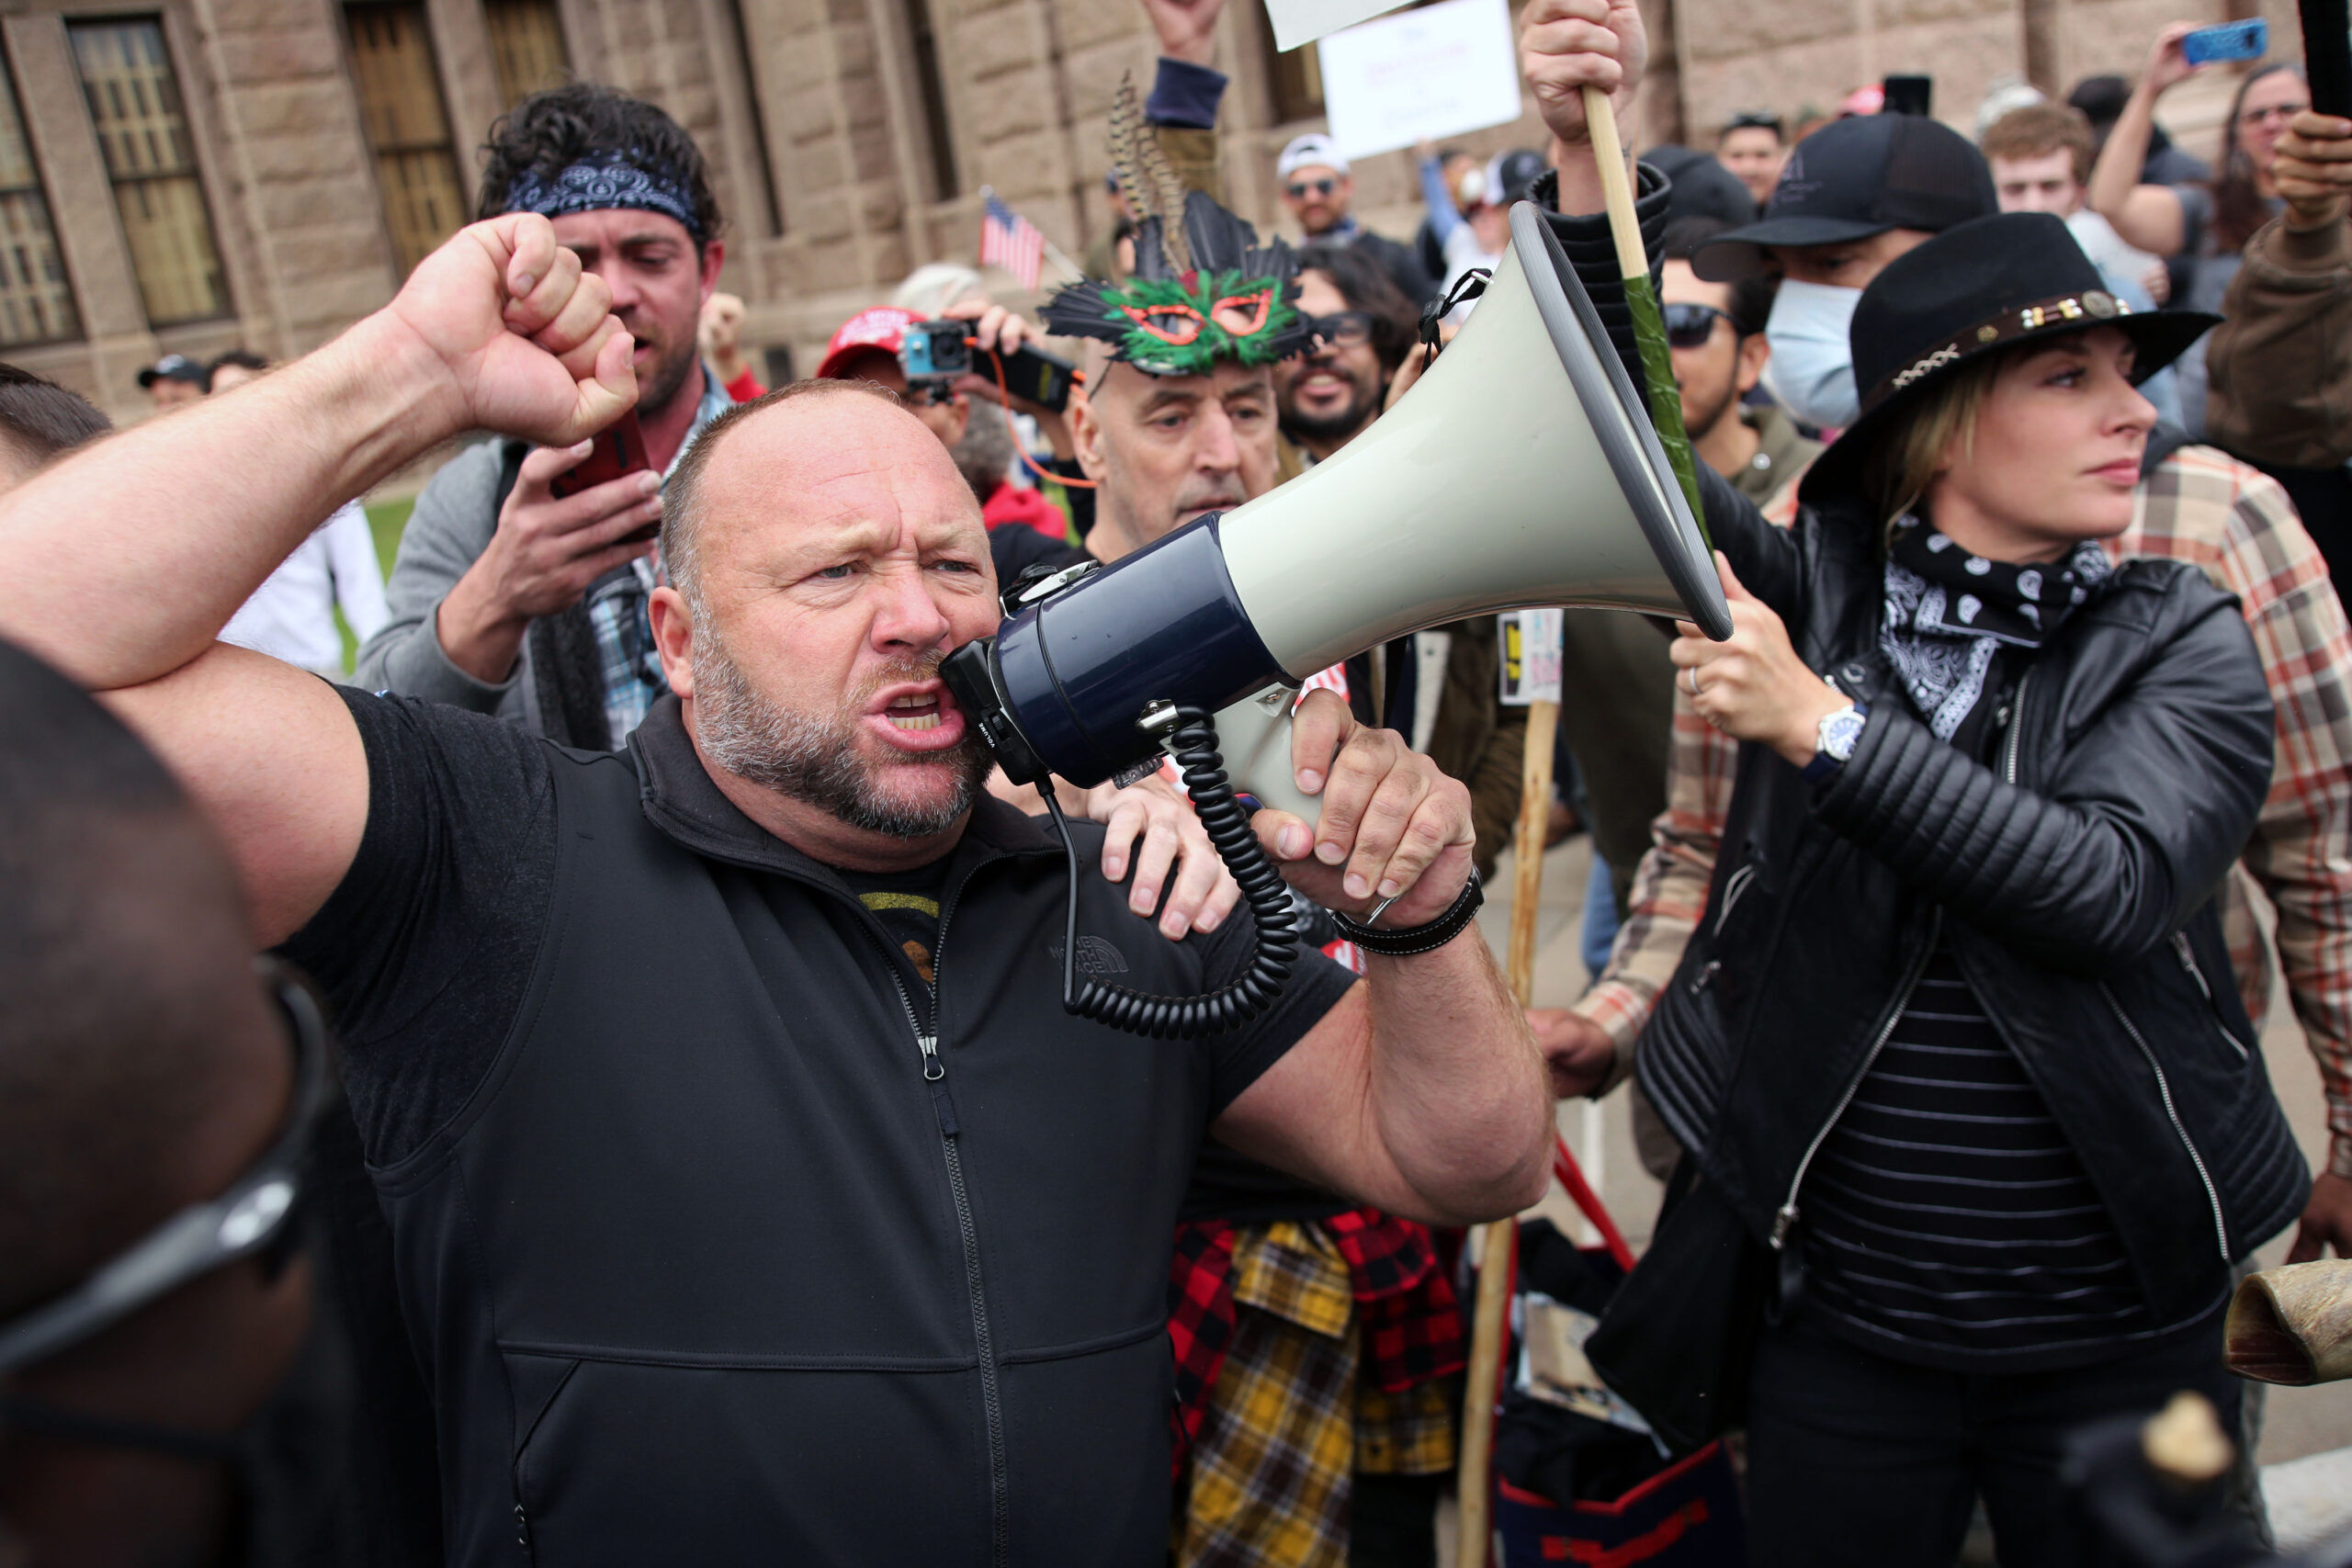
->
[1042, 75, 1313, 377]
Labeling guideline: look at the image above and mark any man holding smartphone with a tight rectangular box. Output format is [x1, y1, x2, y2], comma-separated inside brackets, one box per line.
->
[355, 84, 731, 751]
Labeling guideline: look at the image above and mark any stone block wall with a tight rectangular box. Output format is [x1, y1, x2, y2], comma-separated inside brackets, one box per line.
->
[0, 0, 2312, 429]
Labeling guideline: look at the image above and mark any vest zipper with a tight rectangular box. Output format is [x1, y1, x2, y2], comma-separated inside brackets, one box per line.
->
[2100, 983, 2232, 1265]
[1772, 908, 1940, 1248]
[2171, 931, 2252, 1062]
[862, 886, 1011, 1567]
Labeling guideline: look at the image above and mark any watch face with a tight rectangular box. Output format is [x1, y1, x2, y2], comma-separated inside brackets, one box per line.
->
[1824, 708, 1865, 761]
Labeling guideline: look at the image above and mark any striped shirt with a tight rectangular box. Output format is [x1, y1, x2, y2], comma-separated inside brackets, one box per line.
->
[1798, 948, 2214, 1372]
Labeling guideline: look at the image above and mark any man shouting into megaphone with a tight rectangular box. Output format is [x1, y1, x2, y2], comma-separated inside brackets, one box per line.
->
[0, 211, 1550, 1562]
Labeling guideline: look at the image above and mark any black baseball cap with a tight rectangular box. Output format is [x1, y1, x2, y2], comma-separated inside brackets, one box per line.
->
[1691, 114, 1997, 282]
[136, 353, 207, 389]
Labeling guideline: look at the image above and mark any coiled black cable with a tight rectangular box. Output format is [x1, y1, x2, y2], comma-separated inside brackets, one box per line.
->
[1036, 705, 1301, 1038]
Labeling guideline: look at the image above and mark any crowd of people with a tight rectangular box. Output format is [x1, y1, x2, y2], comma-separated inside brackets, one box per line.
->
[2, 0, 2350, 1563]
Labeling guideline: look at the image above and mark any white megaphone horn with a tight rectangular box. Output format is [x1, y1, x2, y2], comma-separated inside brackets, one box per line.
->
[942, 201, 1732, 799]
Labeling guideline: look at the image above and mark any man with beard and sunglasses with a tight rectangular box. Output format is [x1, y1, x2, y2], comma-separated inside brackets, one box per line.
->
[356, 84, 733, 752]
[0, 209, 1551, 1563]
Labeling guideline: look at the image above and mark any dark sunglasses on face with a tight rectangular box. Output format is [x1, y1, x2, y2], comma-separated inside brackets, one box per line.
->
[1662, 302, 1737, 348]
[1286, 178, 1339, 199]
[0, 957, 340, 1376]
[1304, 310, 1375, 349]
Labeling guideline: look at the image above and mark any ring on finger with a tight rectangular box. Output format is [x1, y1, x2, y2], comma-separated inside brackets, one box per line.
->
[1687, 666, 1702, 698]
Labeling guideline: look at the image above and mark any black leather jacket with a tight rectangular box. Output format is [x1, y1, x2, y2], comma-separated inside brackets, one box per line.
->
[1532, 170, 2310, 1320]
[1634, 471, 2309, 1324]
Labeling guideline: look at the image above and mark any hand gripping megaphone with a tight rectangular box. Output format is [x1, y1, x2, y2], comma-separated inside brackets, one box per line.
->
[942, 202, 1733, 1037]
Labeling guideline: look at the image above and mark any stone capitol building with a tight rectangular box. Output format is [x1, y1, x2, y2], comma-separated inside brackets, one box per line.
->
[0, 0, 2300, 425]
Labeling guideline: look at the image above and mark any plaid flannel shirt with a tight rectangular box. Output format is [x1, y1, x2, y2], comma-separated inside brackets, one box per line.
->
[586, 372, 733, 745]
[1170, 1218, 1459, 1568]
[1577, 446, 2352, 1179]
[1168, 1211, 1464, 1475]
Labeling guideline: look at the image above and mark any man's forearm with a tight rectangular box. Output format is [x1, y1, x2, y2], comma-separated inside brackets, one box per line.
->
[1364, 930, 1551, 1222]
[0, 312, 462, 692]
[435, 565, 532, 684]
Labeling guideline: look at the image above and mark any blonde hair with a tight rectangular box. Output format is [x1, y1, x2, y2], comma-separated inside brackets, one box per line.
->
[1860, 349, 2007, 547]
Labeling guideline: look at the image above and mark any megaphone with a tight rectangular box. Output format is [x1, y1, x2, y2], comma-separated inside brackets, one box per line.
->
[941, 201, 1731, 1036]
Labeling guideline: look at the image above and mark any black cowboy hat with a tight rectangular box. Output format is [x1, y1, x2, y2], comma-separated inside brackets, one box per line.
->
[1798, 211, 2218, 507]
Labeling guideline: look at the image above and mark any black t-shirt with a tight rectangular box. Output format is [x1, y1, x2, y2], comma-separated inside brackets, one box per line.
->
[841, 859, 951, 998]
[281, 690, 1352, 1168]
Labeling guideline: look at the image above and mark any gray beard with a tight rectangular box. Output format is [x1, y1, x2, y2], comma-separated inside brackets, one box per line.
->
[693, 635, 991, 839]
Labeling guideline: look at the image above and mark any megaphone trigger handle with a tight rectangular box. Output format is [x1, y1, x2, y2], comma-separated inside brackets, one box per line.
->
[1036, 705, 1303, 1039]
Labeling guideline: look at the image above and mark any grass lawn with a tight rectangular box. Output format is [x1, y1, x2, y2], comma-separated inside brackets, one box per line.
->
[334, 496, 417, 673]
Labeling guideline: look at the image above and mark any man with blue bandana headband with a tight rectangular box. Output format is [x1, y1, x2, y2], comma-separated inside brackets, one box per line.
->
[356, 84, 730, 751]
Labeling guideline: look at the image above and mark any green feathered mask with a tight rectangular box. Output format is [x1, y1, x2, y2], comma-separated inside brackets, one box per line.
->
[1043, 76, 1313, 378]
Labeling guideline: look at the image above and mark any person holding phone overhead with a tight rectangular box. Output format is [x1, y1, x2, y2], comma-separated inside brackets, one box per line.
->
[355, 84, 733, 751]
[2087, 21, 2310, 434]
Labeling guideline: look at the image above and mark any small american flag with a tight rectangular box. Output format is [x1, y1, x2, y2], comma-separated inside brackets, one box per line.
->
[979, 187, 1046, 291]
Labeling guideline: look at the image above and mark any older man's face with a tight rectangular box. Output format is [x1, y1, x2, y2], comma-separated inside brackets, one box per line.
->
[660, 394, 1001, 837]
[1077, 358, 1278, 551]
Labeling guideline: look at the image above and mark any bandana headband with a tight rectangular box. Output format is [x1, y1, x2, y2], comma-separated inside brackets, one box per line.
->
[503, 152, 704, 240]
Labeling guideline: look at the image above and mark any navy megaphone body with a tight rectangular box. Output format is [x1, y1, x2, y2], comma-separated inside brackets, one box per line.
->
[939, 202, 1731, 1037]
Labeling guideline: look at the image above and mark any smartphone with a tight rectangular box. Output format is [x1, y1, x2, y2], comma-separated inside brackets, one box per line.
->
[899, 320, 974, 383]
[1882, 73, 1933, 117]
[2181, 18, 2268, 64]
[998, 344, 1077, 413]
[548, 408, 657, 541]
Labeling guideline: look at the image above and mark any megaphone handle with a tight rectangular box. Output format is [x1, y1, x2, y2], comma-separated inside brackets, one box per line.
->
[1035, 706, 1304, 1039]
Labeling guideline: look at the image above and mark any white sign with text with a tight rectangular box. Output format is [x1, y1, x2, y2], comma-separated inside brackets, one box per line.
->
[1317, 0, 1524, 162]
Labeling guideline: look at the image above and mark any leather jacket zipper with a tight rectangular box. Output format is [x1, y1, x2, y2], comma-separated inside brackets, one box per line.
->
[2171, 932, 2252, 1062]
[863, 883, 1012, 1566]
[1777, 672, 2035, 1248]
[1772, 908, 1940, 1248]
[2100, 983, 2232, 1265]
[2007, 671, 2228, 1264]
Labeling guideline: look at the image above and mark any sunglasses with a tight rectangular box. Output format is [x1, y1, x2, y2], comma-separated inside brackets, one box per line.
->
[1286, 178, 1340, 199]
[1724, 110, 1784, 136]
[1662, 302, 1737, 348]
[1304, 310, 1375, 349]
[0, 957, 340, 1375]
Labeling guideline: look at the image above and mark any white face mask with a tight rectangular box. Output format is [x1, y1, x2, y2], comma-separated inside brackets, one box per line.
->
[1761, 278, 1863, 429]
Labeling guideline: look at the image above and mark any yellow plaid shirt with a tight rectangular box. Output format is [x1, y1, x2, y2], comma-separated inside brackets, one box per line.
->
[1577, 446, 2352, 1180]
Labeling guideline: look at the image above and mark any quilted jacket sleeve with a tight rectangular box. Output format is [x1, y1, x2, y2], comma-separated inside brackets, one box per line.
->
[1813, 566, 2275, 974]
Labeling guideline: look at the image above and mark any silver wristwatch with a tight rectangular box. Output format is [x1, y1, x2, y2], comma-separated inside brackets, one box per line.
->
[1804, 702, 1867, 784]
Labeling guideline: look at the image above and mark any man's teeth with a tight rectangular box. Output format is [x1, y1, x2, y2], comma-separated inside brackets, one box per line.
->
[888, 713, 941, 731]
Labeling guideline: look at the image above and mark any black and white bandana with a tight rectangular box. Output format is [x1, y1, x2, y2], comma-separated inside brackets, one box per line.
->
[503, 152, 704, 240]
[1880, 513, 2110, 740]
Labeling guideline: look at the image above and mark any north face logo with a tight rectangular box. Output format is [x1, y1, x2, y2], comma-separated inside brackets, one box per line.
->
[1048, 936, 1130, 975]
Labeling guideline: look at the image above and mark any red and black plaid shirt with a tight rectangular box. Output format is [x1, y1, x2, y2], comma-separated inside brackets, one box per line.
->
[1166, 1208, 1464, 1468]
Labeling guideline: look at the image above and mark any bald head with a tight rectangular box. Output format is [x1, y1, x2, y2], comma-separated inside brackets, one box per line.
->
[0, 640, 284, 1322]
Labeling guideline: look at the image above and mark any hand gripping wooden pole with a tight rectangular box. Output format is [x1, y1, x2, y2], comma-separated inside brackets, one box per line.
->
[1455, 86, 1651, 1567]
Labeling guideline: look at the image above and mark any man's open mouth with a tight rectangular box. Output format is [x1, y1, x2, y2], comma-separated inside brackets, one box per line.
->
[885, 694, 942, 732]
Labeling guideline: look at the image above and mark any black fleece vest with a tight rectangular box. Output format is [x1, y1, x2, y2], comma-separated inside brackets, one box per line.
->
[370, 706, 1257, 1565]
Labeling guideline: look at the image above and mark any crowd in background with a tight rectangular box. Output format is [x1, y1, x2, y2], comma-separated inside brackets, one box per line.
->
[4, 0, 2352, 1563]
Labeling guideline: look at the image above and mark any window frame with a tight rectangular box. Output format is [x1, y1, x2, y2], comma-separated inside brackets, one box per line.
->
[63, 9, 234, 329]
[337, 0, 471, 277]
[0, 35, 83, 347]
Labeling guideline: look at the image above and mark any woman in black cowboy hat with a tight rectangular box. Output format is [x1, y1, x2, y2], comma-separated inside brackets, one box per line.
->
[1630, 210, 2309, 1564]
